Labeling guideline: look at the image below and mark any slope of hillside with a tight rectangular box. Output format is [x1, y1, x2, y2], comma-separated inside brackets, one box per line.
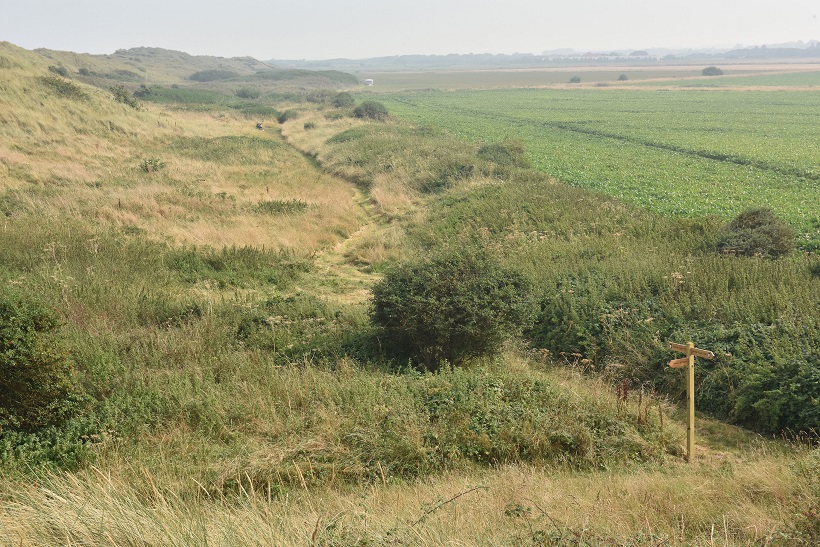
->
[0, 41, 362, 249]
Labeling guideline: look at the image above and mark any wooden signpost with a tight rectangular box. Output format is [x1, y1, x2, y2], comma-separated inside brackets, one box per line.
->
[668, 341, 714, 463]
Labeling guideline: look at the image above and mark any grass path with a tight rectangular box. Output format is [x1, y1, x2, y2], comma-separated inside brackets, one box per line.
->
[309, 188, 383, 306]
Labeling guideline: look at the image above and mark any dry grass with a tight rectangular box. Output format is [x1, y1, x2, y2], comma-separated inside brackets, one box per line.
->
[2, 445, 815, 545]
[0, 56, 363, 252]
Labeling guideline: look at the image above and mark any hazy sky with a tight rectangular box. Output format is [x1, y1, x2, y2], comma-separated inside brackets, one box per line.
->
[2, 1, 818, 59]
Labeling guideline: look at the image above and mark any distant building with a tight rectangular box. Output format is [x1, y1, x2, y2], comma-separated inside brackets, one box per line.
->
[364, 79, 374, 86]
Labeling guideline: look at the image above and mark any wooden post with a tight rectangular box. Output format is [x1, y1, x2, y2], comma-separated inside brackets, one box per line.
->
[686, 342, 695, 463]
[668, 341, 713, 464]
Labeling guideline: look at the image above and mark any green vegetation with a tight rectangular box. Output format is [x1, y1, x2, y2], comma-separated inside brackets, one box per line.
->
[39, 75, 89, 101]
[1, 42, 818, 544]
[0, 291, 76, 432]
[190, 69, 240, 82]
[372, 249, 537, 369]
[353, 100, 389, 121]
[332, 91, 355, 107]
[702, 66, 724, 76]
[716, 207, 796, 258]
[109, 84, 139, 108]
[138, 157, 166, 172]
[277, 109, 298, 123]
[235, 86, 260, 99]
[380, 88, 820, 250]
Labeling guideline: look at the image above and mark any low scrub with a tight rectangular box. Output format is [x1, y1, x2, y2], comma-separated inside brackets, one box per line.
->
[189, 69, 239, 82]
[353, 100, 388, 121]
[0, 291, 76, 432]
[716, 207, 795, 258]
[39, 75, 89, 101]
[109, 85, 139, 108]
[371, 249, 537, 370]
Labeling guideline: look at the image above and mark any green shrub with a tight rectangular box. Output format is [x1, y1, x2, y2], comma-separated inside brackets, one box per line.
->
[371, 249, 537, 370]
[109, 85, 139, 108]
[277, 109, 298, 124]
[235, 87, 260, 99]
[132, 84, 153, 98]
[138, 158, 166, 173]
[569, 75, 581, 83]
[702, 66, 724, 76]
[716, 207, 795, 258]
[353, 100, 388, 121]
[0, 292, 75, 432]
[333, 92, 355, 108]
[48, 65, 69, 77]
[420, 160, 475, 193]
[39, 76, 89, 101]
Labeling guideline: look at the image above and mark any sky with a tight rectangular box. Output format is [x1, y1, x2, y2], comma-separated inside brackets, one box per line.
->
[1, 0, 818, 60]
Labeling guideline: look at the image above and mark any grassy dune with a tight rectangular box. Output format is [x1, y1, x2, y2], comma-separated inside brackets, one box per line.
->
[0, 43, 363, 250]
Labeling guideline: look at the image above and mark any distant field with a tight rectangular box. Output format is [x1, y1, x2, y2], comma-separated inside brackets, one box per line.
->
[351, 68, 701, 90]
[630, 70, 820, 88]
[352, 63, 820, 91]
[381, 87, 820, 249]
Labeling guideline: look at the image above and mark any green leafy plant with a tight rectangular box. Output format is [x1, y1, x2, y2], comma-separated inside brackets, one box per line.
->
[139, 158, 166, 173]
[0, 292, 75, 431]
[371, 249, 537, 370]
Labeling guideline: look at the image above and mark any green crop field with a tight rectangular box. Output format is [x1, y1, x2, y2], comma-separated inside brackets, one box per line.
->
[380, 88, 820, 250]
[629, 70, 820, 88]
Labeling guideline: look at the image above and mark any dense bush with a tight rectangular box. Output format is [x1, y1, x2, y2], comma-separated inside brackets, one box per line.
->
[132, 84, 153, 98]
[48, 65, 69, 77]
[333, 92, 355, 108]
[353, 100, 388, 121]
[0, 292, 75, 432]
[109, 85, 139, 108]
[716, 207, 795, 258]
[702, 66, 724, 76]
[371, 249, 537, 370]
[235, 87, 260, 99]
